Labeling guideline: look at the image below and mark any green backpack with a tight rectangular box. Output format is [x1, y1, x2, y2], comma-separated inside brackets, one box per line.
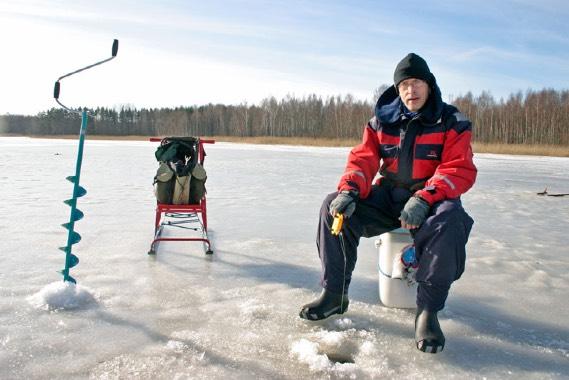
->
[153, 137, 207, 204]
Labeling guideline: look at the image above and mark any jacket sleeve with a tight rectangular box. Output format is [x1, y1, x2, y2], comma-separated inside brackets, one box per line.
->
[337, 120, 381, 199]
[415, 111, 477, 205]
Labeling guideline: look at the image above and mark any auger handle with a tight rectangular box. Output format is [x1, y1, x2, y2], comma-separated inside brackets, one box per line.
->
[54, 81, 61, 99]
[53, 39, 119, 111]
[112, 39, 119, 57]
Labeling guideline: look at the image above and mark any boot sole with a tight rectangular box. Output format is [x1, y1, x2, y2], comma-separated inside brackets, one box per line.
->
[416, 339, 444, 353]
[299, 304, 349, 321]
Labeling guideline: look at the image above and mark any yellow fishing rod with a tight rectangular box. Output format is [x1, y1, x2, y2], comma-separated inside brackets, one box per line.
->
[330, 213, 347, 312]
[330, 213, 344, 236]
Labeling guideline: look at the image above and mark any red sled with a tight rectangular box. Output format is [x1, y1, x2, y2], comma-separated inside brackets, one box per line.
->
[148, 137, 215, 255]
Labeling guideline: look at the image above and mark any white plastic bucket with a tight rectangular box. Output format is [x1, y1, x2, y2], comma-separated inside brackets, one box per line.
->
[376, 228, 417, 309]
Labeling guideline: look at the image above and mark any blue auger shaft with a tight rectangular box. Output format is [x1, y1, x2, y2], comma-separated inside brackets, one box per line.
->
[62, 109, 88, 283]
[55, 39, 118, 284]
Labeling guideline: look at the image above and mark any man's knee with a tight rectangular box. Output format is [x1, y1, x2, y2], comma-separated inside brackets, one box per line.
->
[414, 199, 473, 285]
[422, 200, 473, 241]
[320, 192, 338, 216]
[429, 199, 460, 218]
[322, 192, 338, 206]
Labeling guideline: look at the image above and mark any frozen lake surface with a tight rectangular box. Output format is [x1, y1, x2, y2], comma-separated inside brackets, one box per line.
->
[0, 137, 568, 379]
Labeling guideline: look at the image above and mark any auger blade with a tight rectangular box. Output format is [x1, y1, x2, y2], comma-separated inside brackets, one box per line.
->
[66, 175, 77, 183]
[72, 209, 84, 221]
[68, 253, 79, 268]
[63, 274, 77, 284]
[75, 186, 87, 197]
[69, 231, 82, 245]
[64, 198, 76, 207]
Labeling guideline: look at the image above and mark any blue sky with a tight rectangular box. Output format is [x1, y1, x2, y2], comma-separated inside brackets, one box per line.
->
[1, 0, 568, 115]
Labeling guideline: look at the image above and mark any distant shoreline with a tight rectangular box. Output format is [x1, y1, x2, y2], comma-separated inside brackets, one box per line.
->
[1, 134, 568, 157]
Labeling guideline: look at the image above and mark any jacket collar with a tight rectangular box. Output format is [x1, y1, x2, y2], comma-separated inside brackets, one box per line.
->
[374, 80, 444, 126]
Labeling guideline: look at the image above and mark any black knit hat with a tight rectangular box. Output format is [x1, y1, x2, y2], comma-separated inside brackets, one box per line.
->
[393, 53, 434, 88]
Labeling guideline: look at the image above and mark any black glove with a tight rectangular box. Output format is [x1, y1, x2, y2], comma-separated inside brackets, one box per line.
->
[400, 196, 430, 228]
[329, 191, 358, 218]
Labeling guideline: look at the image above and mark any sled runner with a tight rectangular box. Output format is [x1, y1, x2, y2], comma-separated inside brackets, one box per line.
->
[148, 137, 215, 255]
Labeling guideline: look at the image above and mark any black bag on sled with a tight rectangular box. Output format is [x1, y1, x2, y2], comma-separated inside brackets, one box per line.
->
[153, 137, 207, 204]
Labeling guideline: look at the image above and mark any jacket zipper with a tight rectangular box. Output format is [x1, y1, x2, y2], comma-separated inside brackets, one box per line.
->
[397, 117, 414, 157]
[395, 117, 419, 186]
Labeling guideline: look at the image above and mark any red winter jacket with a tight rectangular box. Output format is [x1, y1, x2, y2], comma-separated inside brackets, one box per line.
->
[337, 84, 477, 205]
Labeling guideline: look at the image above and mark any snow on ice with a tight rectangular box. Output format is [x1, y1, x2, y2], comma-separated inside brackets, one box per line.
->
[27, 281, 98, 311]
[0, 137, 568, 379]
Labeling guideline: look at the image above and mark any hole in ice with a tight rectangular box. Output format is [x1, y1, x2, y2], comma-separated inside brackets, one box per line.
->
[291, 337, 358, 371]
[325, 352, 355, 364]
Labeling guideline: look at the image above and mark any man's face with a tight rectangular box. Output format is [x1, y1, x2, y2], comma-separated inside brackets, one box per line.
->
[397, 78, 430, 112]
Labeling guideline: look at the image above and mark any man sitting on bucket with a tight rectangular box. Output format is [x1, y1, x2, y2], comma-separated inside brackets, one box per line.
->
[299, 53, 477, 354]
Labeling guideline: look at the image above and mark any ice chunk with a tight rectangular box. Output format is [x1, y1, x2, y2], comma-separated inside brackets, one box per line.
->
[334, 317, 354, 330]
[317, 330, 345, 347]
[291, 338, 332, 371]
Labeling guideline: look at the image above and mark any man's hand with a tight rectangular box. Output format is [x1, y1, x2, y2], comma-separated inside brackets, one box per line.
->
[329, 191, 358, 218]
[399, 196, 430, 229]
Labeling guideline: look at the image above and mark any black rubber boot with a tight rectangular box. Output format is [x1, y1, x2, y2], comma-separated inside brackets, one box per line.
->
[415, 307, 445, 353]
[299, 289, 349, 321]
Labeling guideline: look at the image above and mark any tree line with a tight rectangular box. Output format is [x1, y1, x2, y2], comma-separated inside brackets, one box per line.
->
[2, 88, 568, 145]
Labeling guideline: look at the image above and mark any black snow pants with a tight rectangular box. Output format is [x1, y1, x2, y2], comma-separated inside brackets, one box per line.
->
[317, 184, 474, 312]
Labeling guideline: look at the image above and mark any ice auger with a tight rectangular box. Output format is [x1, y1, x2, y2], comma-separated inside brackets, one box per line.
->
[53, 39, 119, 283]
